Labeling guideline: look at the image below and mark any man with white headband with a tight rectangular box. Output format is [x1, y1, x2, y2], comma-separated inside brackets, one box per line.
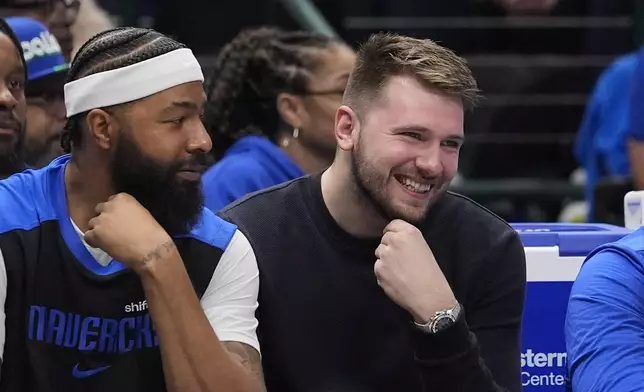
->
[0, 27, 265, 392]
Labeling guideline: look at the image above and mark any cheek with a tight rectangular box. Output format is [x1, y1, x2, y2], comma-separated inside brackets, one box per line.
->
[370, 142, 410, 172]
[441, 151, 460, 176]
[132, 125, 189, 162]
[25, 107, 48, 139]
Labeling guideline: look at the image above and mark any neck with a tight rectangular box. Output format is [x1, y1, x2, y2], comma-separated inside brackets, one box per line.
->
[321, 161, 389, 238]
[64, 150, 115, 232]
[279, 135, 333, 174]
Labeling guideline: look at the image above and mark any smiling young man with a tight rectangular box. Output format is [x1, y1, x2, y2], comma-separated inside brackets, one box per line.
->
[0, 27, 264, 392]
[219, 32, 526, 392]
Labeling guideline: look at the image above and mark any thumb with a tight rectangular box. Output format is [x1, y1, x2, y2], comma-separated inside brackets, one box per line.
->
[84, 229, 99, 249]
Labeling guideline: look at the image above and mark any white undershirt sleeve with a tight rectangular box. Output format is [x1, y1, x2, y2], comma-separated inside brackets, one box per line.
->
[199, 230, 260, 353]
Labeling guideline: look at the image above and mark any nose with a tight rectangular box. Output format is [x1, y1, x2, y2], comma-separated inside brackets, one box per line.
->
[0, 83, 18, 110]
[186, 118, 212, 155]
[415, 142, 443, 176]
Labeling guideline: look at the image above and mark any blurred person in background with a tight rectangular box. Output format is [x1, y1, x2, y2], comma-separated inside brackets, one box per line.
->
[7, 16, 67, 168]
[202, 26, 356, 211]
[0, 0, 78, 61]
[69, 0, 114, 59]
[629, 47, 644, 191]
[0, 17, 27, 179]
[574, 50, 640, 221]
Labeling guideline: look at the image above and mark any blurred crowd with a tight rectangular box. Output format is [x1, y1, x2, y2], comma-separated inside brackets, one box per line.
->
[0, 0, 642, 225]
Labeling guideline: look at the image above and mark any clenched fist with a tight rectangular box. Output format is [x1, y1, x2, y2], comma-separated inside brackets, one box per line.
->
[374, 219, 457, 323]
[85, 193, 175, 273]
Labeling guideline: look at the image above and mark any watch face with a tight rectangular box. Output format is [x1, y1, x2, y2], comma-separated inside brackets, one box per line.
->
[433, 316, 454, 332]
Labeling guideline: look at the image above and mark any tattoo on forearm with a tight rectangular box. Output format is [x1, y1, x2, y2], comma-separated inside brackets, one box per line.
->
[141, 240, 176, 265]
[223, 342, 266, 391]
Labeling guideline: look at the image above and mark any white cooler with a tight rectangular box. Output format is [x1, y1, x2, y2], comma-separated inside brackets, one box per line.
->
[510, 223, 632, 392]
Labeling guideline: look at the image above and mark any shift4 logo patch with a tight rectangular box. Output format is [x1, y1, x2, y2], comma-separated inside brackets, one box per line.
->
[125, 300, 148, 313]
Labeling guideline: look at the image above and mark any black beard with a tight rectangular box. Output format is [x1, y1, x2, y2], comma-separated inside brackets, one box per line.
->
[109, 133, 206, 236]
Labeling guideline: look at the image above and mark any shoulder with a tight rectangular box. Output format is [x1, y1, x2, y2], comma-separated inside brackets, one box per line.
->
[177, 207, 238, 252]
[203, 153, 272, 187]
[219, 175, 311, 222]
[567, 230, 644, 330]
[425, 192, 524, 281]
[0, 166, 57, 236]
[600, 52, 638, 82]
[431, 191, 520, 246]
[202, 155, 278, 211]
[581, 228, 644, 275]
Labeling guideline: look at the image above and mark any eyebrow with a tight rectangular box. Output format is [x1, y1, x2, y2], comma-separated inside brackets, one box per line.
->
[161, 100, 203, 114]
[392, 125, 465, 142]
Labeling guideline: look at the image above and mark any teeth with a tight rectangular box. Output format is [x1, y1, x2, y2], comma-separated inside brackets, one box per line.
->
[399, 177, 432, 193]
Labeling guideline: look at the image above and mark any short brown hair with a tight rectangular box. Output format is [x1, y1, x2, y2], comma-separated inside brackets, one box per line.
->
[344, 32, 481, 113]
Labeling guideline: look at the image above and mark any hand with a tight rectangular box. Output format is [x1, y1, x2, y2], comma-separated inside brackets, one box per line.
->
[85, 193, 175, 273]
[495, 0, 559, 14]
[374, 219, 457, 323]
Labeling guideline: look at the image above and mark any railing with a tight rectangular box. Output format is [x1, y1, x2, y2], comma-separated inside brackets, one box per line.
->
[276, 0, 338, 38]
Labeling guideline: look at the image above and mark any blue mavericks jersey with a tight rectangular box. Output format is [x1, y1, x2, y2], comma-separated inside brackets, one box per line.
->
[0, 155, 237, 392]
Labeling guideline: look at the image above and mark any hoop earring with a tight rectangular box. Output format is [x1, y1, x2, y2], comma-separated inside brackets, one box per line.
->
[293, 128, 299, 139]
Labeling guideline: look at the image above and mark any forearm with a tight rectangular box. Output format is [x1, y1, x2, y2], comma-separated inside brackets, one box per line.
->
[415, 316, 512, 392]
[138, 241, 261, 392]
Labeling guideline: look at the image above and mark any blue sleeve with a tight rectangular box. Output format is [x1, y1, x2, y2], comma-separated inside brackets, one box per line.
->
[202, 157, 273, 212]
[630, 52, 644, 141]
[565, 249, 644, 392]
[574, 82, 603, 166]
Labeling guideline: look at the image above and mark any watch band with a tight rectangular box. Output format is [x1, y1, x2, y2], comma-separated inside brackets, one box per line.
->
[413, 303, 462, 334]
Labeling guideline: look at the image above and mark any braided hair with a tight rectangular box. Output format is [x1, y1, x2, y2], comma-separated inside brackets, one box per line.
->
[0, 18, 27, 77]
[60, 27, 186, 153]
[204, 26, 340, 160]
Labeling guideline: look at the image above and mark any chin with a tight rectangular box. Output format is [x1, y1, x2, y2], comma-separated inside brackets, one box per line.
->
[390, 190, 447, 224]
[394, 207, 430, 226]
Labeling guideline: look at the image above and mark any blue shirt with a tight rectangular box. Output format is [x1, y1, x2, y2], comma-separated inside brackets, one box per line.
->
[630, 48, 644, 142]
[565, 227, 644, 391]
[574, 52, 639, 220]
[202, 136, 305, 212]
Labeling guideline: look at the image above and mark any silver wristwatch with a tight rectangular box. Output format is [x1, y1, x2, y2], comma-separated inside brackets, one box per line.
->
[413, 303, 462, 334]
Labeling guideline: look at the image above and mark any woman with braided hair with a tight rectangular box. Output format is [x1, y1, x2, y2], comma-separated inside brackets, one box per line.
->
[202, 26, 355, 211]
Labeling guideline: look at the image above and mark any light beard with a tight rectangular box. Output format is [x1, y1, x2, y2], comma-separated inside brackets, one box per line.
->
[350, 149, 435, 227]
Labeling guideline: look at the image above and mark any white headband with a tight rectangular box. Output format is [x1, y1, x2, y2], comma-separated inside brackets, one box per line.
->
[64, 48, 204, 117]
